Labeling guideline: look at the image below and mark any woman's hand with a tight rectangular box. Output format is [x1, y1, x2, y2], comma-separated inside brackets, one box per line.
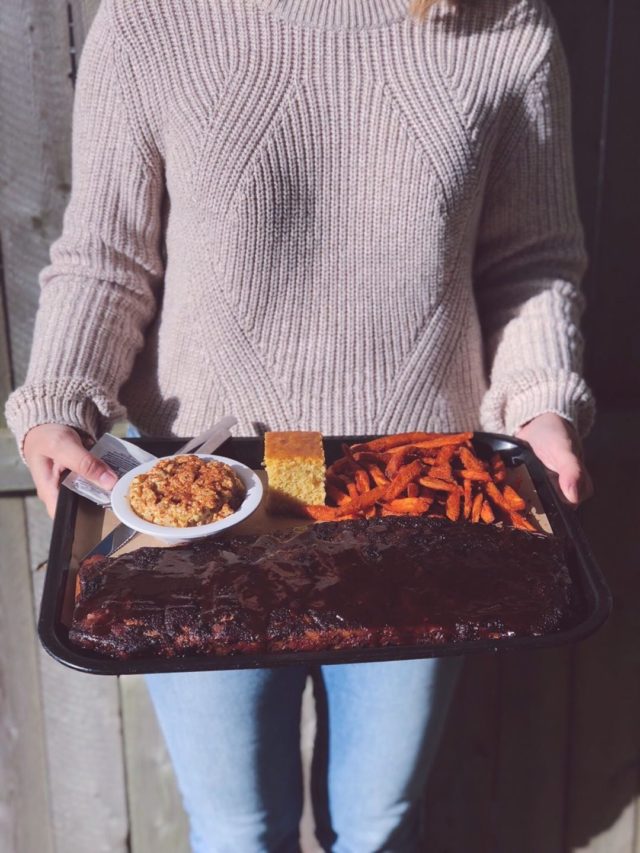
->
[516, 412, 593, 506]
[24, 424, 118, 518]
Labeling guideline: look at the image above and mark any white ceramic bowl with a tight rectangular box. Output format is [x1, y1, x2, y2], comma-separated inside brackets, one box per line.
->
[110, 454, 263, 542]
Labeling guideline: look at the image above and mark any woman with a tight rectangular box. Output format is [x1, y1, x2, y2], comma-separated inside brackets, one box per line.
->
[7, 0, 594, 849]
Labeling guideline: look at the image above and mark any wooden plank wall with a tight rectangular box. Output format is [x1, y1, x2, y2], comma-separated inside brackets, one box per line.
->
[0, 294, 53, 852]
[0, 1, 638, 852]
[0, 3, 130, 853]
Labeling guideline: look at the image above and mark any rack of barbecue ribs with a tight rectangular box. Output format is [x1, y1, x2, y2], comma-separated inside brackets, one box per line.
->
[70, 517, 575, 659]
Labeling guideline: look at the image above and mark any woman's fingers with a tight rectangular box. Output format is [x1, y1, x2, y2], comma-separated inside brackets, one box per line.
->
[23, 423, 119, 516]
[53, 437, 118, 489]
[555, 449, 587, 506]
[515, 412, 593, 507]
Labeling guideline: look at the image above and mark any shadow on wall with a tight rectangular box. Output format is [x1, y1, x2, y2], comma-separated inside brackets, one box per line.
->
[422, 416, 640, 852]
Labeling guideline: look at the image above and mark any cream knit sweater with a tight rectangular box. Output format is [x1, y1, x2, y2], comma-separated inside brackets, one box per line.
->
[6, 0, 594, 449]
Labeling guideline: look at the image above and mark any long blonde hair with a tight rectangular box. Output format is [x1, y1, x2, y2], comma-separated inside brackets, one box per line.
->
[409, 0, 464, 17]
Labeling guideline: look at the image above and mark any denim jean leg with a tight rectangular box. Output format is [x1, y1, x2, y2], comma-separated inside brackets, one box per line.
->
[312, 657, 463, 853]
[145, 668, 308, 853]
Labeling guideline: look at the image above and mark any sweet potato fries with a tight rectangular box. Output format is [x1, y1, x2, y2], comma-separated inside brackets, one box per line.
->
[301, 432, 536, 531]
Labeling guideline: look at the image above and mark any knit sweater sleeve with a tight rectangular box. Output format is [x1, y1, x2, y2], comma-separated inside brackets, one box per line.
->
[475, 24, 594, 438]
[4, 2, 164, 455]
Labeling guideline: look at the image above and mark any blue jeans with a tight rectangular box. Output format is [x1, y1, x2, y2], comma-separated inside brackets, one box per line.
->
[126, 426, 461, 851]
[145, 660, 461, 853]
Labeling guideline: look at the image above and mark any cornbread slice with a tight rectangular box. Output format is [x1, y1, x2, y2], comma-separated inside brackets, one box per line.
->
[264, 431, 325, 514]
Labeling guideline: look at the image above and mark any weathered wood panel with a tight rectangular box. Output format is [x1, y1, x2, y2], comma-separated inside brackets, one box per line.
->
[493, 648, 572, 853]
[565, 414, 640, 852]
[581, 0, 640, 408]
[0, 432, 35, 491]
[69, 0, 102, 56]
[120, 675, 190, 853]
[31, 562, 130, 853]
[26, 466, 128, 853]
[0, 0, 75, 384]
[0, 127, 52, 852]
[0, 2, 131, 851]
[25, 495, 53, 570]
[300, 678, 322, 853]
[423, 656, 501, 850]
[0, 498, 53, 853]
[551, 0, 612, 308]
[0, 264, 12, 424]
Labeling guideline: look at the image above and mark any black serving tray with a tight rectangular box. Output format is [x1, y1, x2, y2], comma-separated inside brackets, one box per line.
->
[38, 433, 612, 675]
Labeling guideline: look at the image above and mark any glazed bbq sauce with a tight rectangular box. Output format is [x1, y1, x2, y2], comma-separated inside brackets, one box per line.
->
[74, 518, 572, 644]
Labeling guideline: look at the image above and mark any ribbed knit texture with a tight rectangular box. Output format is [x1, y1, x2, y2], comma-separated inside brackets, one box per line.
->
[5, 0, 594, 453]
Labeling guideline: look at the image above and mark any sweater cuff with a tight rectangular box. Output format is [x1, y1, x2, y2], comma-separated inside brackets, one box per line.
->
[4, 379, 121, 462]
[480, 369, 595, 438]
